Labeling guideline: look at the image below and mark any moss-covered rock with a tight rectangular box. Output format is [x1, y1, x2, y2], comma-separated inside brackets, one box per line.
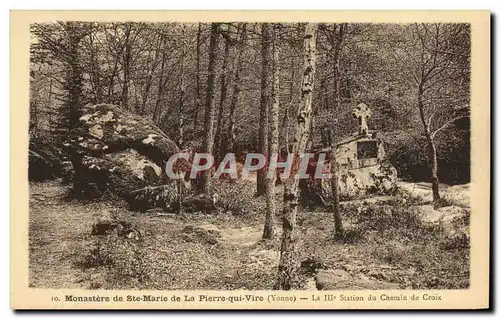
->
[66, 103, 179, 199]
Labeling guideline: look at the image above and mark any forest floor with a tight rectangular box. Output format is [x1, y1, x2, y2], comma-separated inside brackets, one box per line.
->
[29, 179, 470, 290]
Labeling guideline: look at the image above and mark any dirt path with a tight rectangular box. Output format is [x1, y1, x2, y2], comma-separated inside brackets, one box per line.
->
[29, 181, 95, 288]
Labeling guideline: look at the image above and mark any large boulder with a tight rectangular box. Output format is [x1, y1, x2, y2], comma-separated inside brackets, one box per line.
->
[71, 151, 163, 198]
[65, 104, 179, 198]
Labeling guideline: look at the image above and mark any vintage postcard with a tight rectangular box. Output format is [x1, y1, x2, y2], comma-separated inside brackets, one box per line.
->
[11, 10, 490, 310]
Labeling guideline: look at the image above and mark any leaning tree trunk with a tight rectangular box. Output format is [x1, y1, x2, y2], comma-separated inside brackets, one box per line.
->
[201, 23, 222, 195]
[257, 23, 273, 196]
[276, 23, 317, 290]
[263, 24, 280, 240]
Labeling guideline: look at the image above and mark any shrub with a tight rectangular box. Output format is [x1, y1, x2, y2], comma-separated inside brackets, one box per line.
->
[82, 235, 153, 288]
[212, 179, 266, 215]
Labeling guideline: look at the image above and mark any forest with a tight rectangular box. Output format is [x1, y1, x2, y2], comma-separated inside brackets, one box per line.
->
[28, 22, 471, 290]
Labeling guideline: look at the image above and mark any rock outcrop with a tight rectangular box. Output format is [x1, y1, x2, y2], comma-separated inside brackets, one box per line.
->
[443, 184, 470, 208]
[315, 269, 400, 290]
[410, 204, 470, 248]
[65, 103, 179, 199]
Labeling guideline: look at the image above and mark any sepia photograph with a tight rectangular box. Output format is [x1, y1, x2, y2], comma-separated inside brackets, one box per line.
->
[10, 10, 490, 310]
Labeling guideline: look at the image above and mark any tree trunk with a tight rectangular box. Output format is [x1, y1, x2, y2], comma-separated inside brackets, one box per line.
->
[214, 35, 231, 160]
[88, 24, 103, 104]
[257, 23, 273, 196]
[332, 23, 346, 110]
[329, 30, 344, 238]
[200, 23, 222, 195]
[417, 86, 441, 204]
[107, 57, 120, 103]
[193, 23, 202, 135]
[281, 57, 294, 153]
[178, 28, 186, 148]
[66, 23, 83, 128]
[140, 33, 163, 116]
[29, 72, 39, 132]
[429, 138, 440, 204]
[328, 141, 344, 239]
[122, 24, 132, 111]
[309, 107, 317, 150]
[263, 24, 280, 240]
[276, 23, 317, 290]
[153, 34, 167, 124]
[226, 23, 247, 154]
[48, 78, 53, 105]
[281, 108, 290, 153]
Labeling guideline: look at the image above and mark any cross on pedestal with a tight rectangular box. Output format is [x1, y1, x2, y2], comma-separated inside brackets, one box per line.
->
[353, 103, 372, 135]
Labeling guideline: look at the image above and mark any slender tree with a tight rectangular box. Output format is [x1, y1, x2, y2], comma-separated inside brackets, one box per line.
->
[64, 22, 85, 128]
[257, 23, 273, 196]
[153, 30, 168, 123]
[332, 23, 346, 110]
[263, 24, 280, 240]
[193, 23, 203, 135]
[226, 23, 247, 154]
[200, 23, 222, 195]
[281, 56, 295, 153]
[178, 25, 187, 147]
[276, 23, 317, 290]
[400, 23, 470, 205]
[328, 131, 344, 239]
[214, 32, 231, 160]
[121, 23, 132, 110]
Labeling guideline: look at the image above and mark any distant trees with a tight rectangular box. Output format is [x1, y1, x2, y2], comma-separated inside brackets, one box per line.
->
[29, 22, 470, 166]
[29, 21, 471, 189]
[30, 22, 88, 135]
